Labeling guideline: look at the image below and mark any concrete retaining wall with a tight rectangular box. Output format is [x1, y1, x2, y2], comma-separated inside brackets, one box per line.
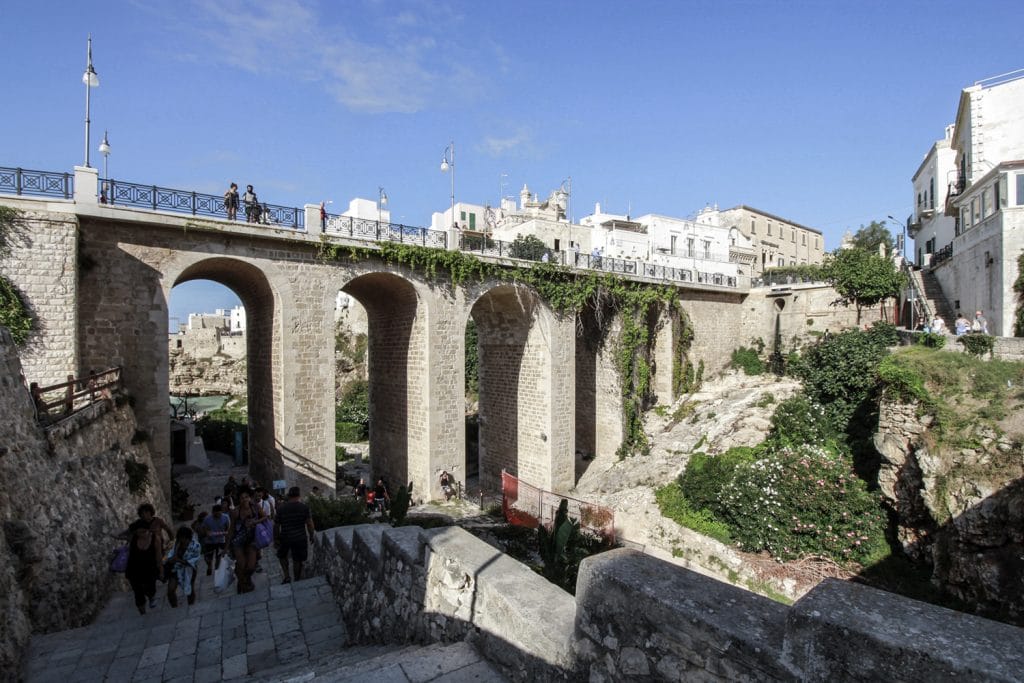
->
[311, 524, 1024, 682]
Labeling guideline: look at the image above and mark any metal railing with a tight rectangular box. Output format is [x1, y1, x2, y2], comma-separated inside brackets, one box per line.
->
[752, 272, 830, 288]
[903, 263, 932, 327]
[0, 166, 73, 199]
[323, 214, 447, 248]
[931, 243, 953, 268]
[30, 367, 121, 422]
[102, 178, 304, 229]
[501, 470, 615, 543]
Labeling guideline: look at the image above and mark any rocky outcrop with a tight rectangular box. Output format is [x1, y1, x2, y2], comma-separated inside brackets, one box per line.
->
[0, 327, 168, 677]
[874, 397, 1024, 621]
[168, 348, 246, 396]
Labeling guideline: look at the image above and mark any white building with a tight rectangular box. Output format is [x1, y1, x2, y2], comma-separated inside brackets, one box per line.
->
[229, 305, 246, 333]
[700, 205, 825, 276]
[908, 125, 958, 266]
[924, 69, 1024, 336]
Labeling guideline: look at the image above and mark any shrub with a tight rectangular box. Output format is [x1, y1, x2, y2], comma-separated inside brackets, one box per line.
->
[767, 394, 836, 448]
[654, 484, 732, 544]
[677, 447, 758, 515]
[196, 406, 247, 456]
[336, 380, 369, 438]
[335, 421, 366, 442]
[718, 445, 888, 566]
[508, 234, 550, 261]
[730, 347, 763, 375]
[788, 328, 888, 434]
[958, 334, 994, 357]
[877, 356, 927, 403]
[867, 321, 900, 347]
[915, 331, 946, 349]
[124, 458, 149, 495]
[308, 495, 368, 531]
[0, 275, 32, 345]
[537, 499, 609, 594]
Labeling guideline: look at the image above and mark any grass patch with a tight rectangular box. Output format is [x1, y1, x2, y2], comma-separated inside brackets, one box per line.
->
[655, 483, 732, 544]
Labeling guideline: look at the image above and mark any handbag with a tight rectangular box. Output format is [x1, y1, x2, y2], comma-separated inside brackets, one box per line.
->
[254, 518, 274, 550]
[213, 555, 235, 593]
[109, 544, 129, 573]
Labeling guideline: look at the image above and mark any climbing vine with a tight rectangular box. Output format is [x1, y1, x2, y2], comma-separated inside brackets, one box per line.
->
[317, 238, 694, 457]
[0, 206, 32, 345]
[1014, 252, 1024, 337]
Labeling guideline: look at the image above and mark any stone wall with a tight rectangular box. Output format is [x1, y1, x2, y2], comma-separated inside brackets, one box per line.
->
[310, 521, 1024, 682]
[0, 202, 79, 386]
[0, 327, 169, 676]
[168, 348, 247, 395]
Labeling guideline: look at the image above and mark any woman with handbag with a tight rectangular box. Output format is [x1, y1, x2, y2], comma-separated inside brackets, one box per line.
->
[124, 515, 161, 615]
[226, 487, 265, 593]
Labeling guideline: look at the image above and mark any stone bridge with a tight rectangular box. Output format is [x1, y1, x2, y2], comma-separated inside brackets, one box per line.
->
[1, 167, 867, 501]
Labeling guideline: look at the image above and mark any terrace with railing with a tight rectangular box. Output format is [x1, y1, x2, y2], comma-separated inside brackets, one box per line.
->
[1, 165, 747, 290]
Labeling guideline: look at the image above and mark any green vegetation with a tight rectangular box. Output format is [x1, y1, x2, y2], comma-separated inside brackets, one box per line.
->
[730, 346, 763, 375]
[655, 479, 732, 544]
[957, 333, 994, 357]
[124, 458, 149, 495]
[762, 263, 830, 282]
[307, 495, 368, 530]
[537, 498, 609, 594]
[508, 234, 550, 261]
[1015, 253, 1024, 337]
[195, 403, 248, 456]
[465, 320, 479, 397]
[0, 206, 32, 345]
[336, 380, 369, 442]
[915, 331, 946, 349]
[828, 246, 904, 324]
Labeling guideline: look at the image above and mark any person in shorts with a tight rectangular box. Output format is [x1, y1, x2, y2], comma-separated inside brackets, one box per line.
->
[274, 486, 315, 584]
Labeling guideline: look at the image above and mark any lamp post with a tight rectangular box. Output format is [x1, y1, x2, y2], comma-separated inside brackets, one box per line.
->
[378, 186, 388, 224]
[82, 35, 100, 168]
[98, 131, 111, 203]
[440, 141, 455, 230]
[887, 214, 907, 262]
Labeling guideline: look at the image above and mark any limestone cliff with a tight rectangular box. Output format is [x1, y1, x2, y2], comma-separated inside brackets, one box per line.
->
[168, 347, 246, 396]
[0, 328, 168, 676]
[874, 398, 1024, 621]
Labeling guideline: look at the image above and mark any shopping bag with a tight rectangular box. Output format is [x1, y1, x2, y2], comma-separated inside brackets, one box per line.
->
[109, 545, 129, 573]
[254, 518, 273, 550]
[213, 555, 235, 593]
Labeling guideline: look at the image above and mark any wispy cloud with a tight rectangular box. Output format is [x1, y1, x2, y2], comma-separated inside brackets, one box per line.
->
[479, 128, 539, 158]
[171, 0, 484, 114]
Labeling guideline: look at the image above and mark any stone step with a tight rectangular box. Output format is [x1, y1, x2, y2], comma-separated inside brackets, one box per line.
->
[23, 574, 343, 682]
[254, 640, 507, 683]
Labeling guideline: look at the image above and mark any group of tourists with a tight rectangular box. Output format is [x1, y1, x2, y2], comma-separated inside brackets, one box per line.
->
[119, 478, 315, 615]
[353, 476, 392, 512]
[922, 310, 989, 336]
[223, 182, 272, 224]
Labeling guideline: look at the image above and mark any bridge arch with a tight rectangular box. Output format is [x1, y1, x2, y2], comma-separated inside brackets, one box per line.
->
[340, 269, 436, 497]
[171, 257, 281, 486]
[467, 283, 575, 493]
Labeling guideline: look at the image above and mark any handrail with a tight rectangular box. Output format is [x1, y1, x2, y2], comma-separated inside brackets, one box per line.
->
[103, 178, 304, 229]
[30, 367, 121, 421]
[322, 213, 447, 248]
[0, 166, 73, 199]
[902, 263, 932, 327]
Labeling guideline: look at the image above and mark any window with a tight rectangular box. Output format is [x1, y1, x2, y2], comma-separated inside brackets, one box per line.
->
[554, 238, 560, 252]
[670, 235, 677, 255]
[750, 219, 756, 234]
[1017, 173, 1024, 205]
[791, 228, 795, 242]
[801, 232, 806, 246]
[777, 257, 785, 267]
[961, 206, 971, 230]
[971, 198, 979, 225]
[687, 238, 694, 257]
[469, 213, 476, 230]
[815, 236, 819, 250]
[767, 221, 772, 236]
[702, 240, 711, 259]
[981, 189, 991, 220]
[929, 178, 935, 208]
[460, 211, 466, 221]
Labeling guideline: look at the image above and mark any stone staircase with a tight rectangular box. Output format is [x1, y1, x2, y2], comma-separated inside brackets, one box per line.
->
[22, 552, 502, 682]
[908, 267, 956, 328]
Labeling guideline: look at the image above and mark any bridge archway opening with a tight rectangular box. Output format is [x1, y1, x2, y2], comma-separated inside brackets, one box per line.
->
[170, 259, 277, 485]
[469, 284, 552, 492]
[341, 272, 424, 493]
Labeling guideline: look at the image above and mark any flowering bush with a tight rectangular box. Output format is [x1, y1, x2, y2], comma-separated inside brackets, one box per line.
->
[718, 444, 887, 566]
[767, 395, 836, 448]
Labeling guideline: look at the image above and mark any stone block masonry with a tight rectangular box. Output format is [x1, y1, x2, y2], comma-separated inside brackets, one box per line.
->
[311, 521, 1024, 682]
[0, 326, 169, 676]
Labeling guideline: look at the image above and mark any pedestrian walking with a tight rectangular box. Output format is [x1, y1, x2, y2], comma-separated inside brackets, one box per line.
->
[164, 526, 202, 607]
[123, 507, 162, 615]
[224, 182, 240, 220]
[227, 487, 265, 593]
[274, 486, 315, 584]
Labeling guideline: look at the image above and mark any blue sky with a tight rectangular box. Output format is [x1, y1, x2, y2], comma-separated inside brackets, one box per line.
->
[3, 0, 1021, 322]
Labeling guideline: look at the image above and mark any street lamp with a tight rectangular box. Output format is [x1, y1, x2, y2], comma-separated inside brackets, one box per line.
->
[887, 215, 907, 261]
[98, 131, 111, 203]
[440, 141, 455, 230]
[378, 186, 388, 224]
[82, 35, 100, 168]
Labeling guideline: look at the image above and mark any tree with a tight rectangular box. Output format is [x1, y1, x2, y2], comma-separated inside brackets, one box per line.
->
[850, 221, 895, 256]
[829, 247, 903, 323]
[508, 234, 549, 261]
